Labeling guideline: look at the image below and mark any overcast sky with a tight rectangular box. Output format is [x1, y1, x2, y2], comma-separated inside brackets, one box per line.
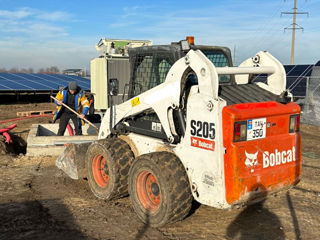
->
[0, 0, 319, 71]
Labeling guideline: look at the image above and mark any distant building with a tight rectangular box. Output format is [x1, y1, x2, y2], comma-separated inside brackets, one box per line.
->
[63, 69, 85, 76]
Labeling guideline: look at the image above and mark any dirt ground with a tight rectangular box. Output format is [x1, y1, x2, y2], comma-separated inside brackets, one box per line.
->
[0, 102, 319, 240]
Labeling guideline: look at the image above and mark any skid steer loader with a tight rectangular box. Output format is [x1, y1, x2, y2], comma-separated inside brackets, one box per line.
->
[56, 38, 301, 227]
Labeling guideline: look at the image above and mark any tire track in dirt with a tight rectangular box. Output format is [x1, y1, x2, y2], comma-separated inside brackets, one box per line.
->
[0, 156, 92, 240]
[30, 157, 168, 240]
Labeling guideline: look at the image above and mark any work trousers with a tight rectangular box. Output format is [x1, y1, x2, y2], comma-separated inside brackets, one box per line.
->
[57, 112, 82, 136]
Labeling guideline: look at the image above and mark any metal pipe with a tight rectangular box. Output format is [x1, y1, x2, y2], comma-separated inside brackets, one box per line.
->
[216, 66, 275, 75]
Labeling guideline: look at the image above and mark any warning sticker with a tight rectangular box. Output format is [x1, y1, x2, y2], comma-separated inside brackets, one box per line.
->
[191, 137, 215, 151]
[202, 172, 215, 188]
[131, 97, 140, 107]
[151, 122, 162, 132]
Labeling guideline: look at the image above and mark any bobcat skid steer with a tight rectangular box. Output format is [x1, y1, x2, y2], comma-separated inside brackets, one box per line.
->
[56, 38, 301, 227]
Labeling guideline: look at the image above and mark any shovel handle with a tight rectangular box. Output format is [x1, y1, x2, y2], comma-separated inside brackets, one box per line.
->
[50, 95, 99, 131]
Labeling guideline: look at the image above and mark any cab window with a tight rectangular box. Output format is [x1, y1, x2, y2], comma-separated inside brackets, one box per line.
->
[203, 50, 231, 83]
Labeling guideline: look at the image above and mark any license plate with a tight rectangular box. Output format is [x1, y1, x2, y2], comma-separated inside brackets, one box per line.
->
[247, 118, 266, 141]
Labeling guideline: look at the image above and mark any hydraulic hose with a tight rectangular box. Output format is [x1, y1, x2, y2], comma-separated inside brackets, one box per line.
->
[0, 115, 53, 143]
[0, 123, 17, 143]
[0, 115, 74, 140]
[2, 132, 11, 143]
[66, 123, 74, 136]
[0, 114, 53, 124]
[0, 123, 17, 133]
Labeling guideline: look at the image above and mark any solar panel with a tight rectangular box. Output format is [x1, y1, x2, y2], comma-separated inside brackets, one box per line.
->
[0, 73, 90, 92]
[252, 64, 317, 97]
[284, 65, 313, 77]
[283, 65, 314, 97]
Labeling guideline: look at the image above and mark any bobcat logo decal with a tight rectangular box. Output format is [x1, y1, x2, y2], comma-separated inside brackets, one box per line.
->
[245, 151, 258, 168]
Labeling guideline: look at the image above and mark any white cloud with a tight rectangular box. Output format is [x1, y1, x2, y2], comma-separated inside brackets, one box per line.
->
[0, 8, 32, 19]
[36, 11, 72, 22]
[0, 8, 72, 40]
[0, 7, 78, 69]
[0, 40, 96, 70]
[0, 7, 72, 22]
[28, 23, 68, 37]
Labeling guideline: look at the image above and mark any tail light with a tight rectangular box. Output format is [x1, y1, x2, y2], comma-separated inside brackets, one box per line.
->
[234, 121, 247, 142]
[289, 114, 300, 133]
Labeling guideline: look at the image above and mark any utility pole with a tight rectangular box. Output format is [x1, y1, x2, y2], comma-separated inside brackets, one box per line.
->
[233, 45, 236, 66]
[281, 0, 308, 64]
[290, 0, 297, 65]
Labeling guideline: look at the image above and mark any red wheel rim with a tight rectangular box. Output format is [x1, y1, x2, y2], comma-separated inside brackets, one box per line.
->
[137, 170, 161, 212]
[92, 154, 109, 188]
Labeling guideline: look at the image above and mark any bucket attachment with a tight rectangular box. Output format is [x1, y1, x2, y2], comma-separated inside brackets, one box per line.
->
[56, 142, 91, 180]
[56, 142, 91, 179]
[56, 144, 79, 179]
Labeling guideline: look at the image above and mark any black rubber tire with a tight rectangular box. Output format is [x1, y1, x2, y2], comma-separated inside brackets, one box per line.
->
[86, 138, 134, 200]
[128, 151, 193, 227]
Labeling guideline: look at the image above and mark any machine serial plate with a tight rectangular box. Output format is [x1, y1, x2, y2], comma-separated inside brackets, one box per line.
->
[247, 118, 266, 141]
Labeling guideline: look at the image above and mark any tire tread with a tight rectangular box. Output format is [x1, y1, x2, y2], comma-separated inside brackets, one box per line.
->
[87, 138, 134, 200]
[129, 151, 193, 226]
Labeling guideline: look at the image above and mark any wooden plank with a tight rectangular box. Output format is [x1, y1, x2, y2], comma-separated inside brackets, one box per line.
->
[17, 110, 55, 117]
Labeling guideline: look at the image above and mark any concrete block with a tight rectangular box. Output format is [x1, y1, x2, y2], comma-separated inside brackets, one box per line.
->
[27, 123, 99, 156]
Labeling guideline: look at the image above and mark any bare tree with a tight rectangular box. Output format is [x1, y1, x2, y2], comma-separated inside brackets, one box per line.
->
[1, 66, 59, 74]
[38, 68, 46, 73]
[37, 66, 60, 74]
[9, 68, 19, 73]
[0, 67, 33, 73]
[48, 66, 60, 74]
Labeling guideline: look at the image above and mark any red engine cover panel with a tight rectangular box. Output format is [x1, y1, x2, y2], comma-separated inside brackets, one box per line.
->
[223, 101, 301, 205]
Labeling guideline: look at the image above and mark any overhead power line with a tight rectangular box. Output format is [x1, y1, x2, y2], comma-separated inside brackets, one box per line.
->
[281, 0, 309, 64]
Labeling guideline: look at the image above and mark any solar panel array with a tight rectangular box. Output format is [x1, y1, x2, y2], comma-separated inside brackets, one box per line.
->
[253, 64, 317, 97]
[284, 65, 313, 77]
[0, 73, 90, 92]
[284, 65, 314, 97]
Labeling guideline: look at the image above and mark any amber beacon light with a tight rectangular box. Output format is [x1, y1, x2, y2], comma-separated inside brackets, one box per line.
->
[186, 36, 194, 45]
